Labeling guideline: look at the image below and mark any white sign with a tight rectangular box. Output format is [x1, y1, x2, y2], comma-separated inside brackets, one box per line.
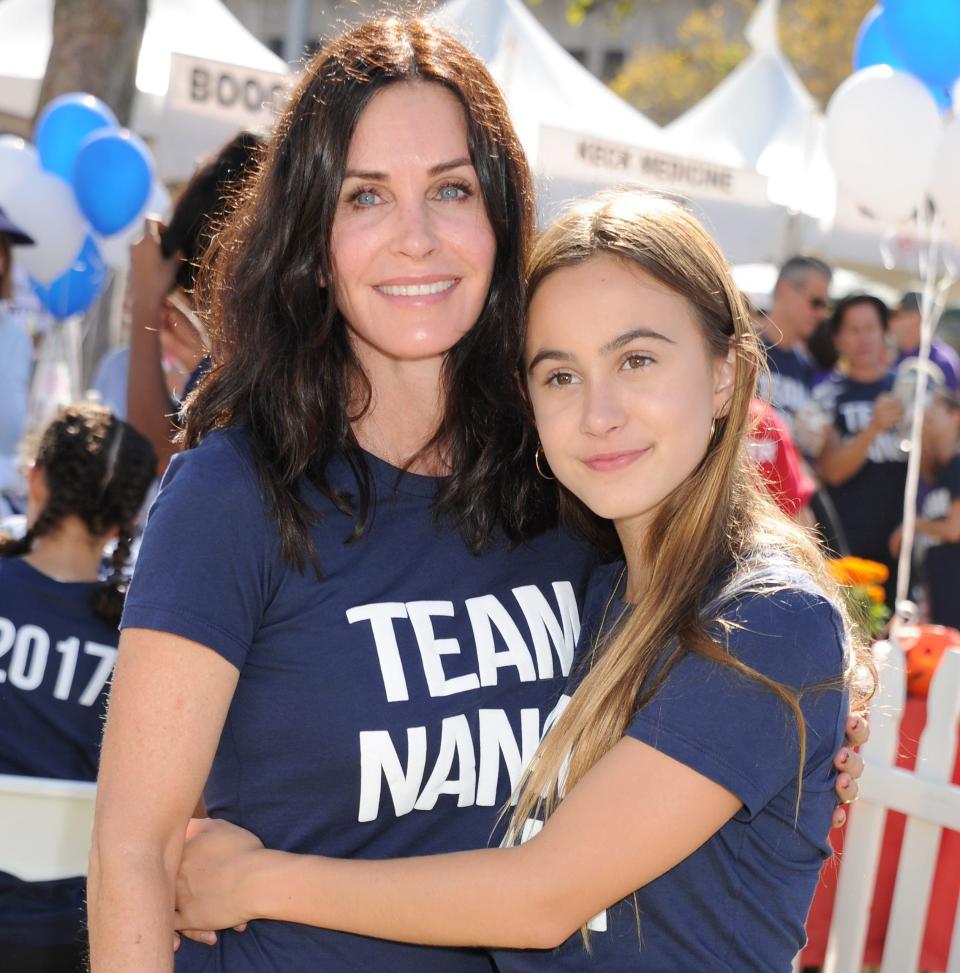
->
[538, 125, 769, 207]
[157, 54, 293, 182]
[164, 53, 290, 129]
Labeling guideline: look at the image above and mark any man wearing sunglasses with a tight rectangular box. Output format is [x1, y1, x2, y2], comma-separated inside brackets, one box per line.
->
[757, 256, 833, 455]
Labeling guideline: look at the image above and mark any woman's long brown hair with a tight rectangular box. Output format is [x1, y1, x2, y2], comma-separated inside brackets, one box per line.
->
[184, 17, 549, 573]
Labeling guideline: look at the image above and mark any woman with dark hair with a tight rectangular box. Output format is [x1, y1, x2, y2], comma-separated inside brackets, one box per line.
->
[814, 293, 907, 605]
[0, 403, 154, 973]
[89, 18, 865, 973]
[125, 132, 263, 473]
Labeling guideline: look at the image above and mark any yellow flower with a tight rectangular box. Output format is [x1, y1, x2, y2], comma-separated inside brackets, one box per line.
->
[828, 557, 889, 587]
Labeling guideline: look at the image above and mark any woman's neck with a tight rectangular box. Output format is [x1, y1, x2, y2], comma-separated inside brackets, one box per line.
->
[845, 361, 886, 383]
[23, 518, 110, 583]
[351, 353, 449, 475]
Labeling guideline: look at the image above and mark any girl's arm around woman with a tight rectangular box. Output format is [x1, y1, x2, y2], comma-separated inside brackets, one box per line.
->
[176, 734, 740, 949]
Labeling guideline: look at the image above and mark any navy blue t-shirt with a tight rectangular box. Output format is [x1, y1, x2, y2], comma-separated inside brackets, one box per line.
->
[494, 561, 848, 972]
[121, 427, 595, 973]
[0, 558, 119, 946]
[760, 341, 815, 433]
[814, 373, 908, 569]
[921, 454, 960, 630]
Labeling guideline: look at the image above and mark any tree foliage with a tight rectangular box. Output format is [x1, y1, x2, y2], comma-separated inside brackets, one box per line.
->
[526, 0, 639, 29]
[532, 0, 875, 125]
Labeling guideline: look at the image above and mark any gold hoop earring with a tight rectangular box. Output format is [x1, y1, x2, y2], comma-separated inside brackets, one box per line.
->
[709, 416, 718, 442]
[535, 445, 555, 481]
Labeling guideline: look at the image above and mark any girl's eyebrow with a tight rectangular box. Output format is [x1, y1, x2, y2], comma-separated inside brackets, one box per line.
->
[527, 327, 676, 372]
[343, 157, 473, 181]
[600, 327, 676, 354]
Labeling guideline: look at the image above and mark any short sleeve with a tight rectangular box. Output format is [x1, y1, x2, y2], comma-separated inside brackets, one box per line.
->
[945, 457, 960, 500]
[121, 429, 276, 670]
[626, 589, 846, 818]
[812, 378, 839, 421]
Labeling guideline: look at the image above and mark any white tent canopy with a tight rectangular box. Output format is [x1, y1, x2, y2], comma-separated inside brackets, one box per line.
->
[0, 0, 287, 144]
[434, 0, 662, 166]
[663, 0, 833, 223]
[659, 0, 955, 280]
[433, 0, 794, 262]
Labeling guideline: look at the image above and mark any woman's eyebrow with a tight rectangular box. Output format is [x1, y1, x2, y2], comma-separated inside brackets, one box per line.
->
[343, 157, 473, 181]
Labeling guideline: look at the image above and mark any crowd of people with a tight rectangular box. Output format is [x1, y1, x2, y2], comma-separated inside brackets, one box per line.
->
[4, 10, 959, 973]
[754, 256, 960, 625]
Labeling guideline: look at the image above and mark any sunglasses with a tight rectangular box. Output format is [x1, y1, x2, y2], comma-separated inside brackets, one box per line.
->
[793, 284, 829, 313]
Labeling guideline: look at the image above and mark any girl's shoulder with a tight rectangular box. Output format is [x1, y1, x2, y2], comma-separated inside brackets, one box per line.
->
[708, 560, 846, 687]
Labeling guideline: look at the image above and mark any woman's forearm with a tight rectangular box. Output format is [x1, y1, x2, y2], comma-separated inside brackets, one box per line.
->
[88, 847, 177, 973]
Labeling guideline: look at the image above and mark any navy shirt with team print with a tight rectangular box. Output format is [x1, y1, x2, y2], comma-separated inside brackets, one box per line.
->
[121, 427, 596, 973]
[813, 372, 908, 598]
[920, 454, 960, 630]
[0, 559, 120, 947]
[494, 560, 848, 973]
[759, 340, 816, 434]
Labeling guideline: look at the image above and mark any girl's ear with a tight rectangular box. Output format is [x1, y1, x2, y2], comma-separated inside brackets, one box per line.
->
[712, 345, 736, 415]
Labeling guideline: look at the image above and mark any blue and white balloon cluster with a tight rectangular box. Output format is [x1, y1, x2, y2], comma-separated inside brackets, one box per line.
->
[825, 1, 960, 234]
[0, 93, 167, 318]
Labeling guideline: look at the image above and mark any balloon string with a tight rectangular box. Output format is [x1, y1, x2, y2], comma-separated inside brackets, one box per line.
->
[894, 204, 955, 615]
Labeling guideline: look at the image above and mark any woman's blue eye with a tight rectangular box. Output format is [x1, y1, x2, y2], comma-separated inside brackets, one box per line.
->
[437, 184, 468, 200]
[355, 191, 379, 206]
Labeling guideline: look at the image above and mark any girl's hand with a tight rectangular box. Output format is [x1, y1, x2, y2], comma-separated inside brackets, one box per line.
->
[175, 817, 265, 934]
[831, 713, 869, 829]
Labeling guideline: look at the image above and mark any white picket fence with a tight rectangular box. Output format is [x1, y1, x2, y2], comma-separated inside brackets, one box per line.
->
[816, 640, 960, 973]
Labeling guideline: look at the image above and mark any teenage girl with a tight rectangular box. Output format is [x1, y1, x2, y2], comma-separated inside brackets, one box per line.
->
[0, 403, 154, 973]
[172, 190, 873, 971]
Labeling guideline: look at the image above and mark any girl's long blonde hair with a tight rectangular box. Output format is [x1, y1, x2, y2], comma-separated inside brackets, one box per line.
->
[506, 189, 875, 852]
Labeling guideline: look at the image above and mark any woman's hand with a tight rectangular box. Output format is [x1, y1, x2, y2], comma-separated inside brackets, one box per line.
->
[175, 817, 265, 934]
[831, 713, 869, 828]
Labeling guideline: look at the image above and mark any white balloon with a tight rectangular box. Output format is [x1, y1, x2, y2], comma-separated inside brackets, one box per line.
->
[825, 66, 943, 225]
[0, 136, 40, 203]
[97, 220, 142, 270]
[3, 169, 89, 284]
[144, 180, 172, 223]
[930, 119, 960, 242]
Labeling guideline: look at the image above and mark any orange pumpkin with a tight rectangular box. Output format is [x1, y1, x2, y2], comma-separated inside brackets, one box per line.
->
[901, 624, 960, 698]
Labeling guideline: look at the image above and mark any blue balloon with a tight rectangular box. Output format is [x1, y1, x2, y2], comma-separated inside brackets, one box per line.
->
[72, 129, 154, 236]
[884, 0, 960, 89]
[853, 6, 953, 110]
[34, 93, 118, 181]
[854, 7, 904, 71]
[31, 236, 108, 318]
